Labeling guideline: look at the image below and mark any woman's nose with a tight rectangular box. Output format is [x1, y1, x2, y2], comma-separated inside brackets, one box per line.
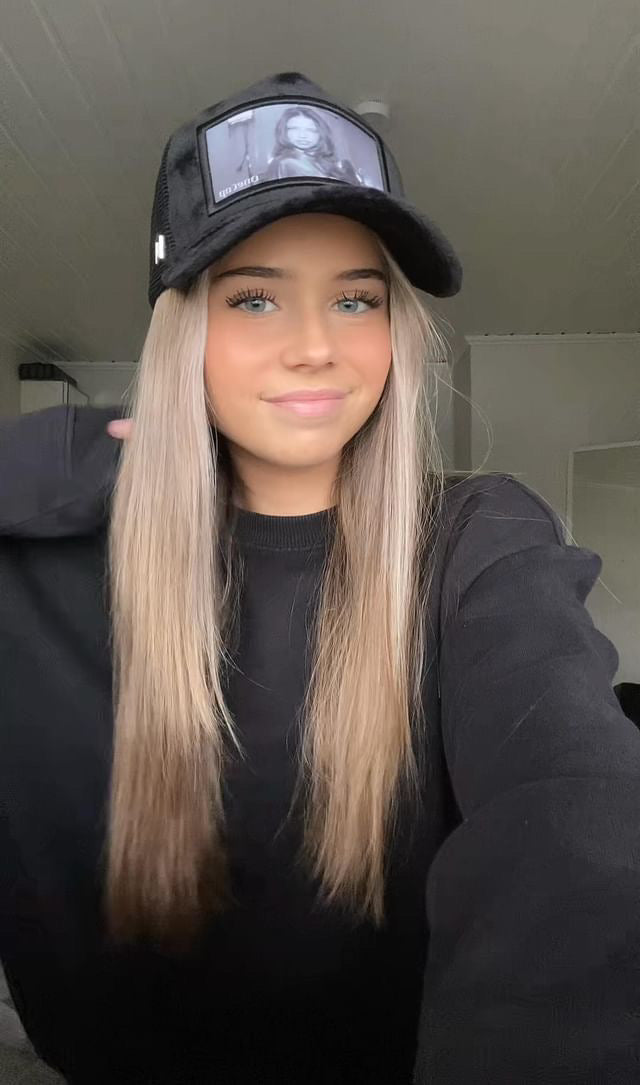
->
[281, 309, 335, 367]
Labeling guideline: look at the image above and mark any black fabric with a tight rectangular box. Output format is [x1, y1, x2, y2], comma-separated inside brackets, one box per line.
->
[615, 682, 640, 727]
[148, 70, 463, 306]
[148, 141, 175, 309]
[1, 405, 640, 1084]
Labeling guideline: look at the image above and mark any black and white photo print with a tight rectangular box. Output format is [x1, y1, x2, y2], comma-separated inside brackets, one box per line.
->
[203, 102, 386, 204]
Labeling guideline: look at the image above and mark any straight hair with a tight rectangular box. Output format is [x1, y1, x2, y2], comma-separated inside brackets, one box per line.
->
[104, 239, 450, 948]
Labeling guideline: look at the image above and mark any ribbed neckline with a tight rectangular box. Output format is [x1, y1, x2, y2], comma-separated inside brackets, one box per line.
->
[229, 504, 337, 550]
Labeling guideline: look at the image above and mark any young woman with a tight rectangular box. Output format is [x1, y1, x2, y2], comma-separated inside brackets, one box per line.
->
[1, 71, 639, 1085]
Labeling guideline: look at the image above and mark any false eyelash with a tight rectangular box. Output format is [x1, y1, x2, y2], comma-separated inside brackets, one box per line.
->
[225, 287, 277, 307]
[337, 289, 384, 309]
[225, 287, 384, 309]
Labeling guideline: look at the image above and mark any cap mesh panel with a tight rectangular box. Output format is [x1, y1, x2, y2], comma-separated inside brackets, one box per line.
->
[148, 142, 174, 306]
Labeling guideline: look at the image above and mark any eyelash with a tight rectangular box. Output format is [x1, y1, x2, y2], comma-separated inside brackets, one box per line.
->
[224, 287, 385, 311]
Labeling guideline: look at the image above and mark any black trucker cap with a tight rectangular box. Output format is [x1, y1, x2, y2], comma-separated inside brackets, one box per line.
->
[148, 70, 463, 307]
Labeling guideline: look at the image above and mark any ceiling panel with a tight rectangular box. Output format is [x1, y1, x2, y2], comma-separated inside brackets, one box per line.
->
[0, 0, 637, 365]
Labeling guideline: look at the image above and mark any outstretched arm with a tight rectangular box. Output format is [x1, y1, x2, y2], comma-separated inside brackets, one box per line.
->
[0, 404, 126, 537]
[414, 475, 640, 1084]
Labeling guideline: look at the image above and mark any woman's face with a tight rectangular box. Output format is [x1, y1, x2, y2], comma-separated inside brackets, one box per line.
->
[204, 213, 392, 514]
[285, 114, 320, 151]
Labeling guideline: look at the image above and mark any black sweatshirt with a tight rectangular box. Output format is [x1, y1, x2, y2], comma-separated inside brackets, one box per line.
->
[1, 404, 640, 1084]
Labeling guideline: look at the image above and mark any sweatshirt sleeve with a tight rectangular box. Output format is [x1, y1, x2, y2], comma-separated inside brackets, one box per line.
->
[0, 404, 124, 537]
[414, 474, 640, 1084]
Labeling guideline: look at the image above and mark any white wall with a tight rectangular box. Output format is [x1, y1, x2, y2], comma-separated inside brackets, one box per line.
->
[467, 333, 640, 684]
[0, 360, 20, 416]
[61, 362, 136, 407]
[467, 333, 639, 511]
[570, 469, 639, 683]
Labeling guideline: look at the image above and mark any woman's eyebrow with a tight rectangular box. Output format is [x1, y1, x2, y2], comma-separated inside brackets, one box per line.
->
[211, 265, 387, 283]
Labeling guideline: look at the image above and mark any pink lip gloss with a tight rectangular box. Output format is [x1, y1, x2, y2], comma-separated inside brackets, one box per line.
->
[267, 398, 344, 418]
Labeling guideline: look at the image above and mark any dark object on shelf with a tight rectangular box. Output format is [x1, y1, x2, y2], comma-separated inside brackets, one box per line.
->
[614, 683, 640, 728]
[18, 362, 77, 388]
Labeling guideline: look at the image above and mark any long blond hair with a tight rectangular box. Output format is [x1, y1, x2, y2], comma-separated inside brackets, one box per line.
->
[104, 240, 450, 948]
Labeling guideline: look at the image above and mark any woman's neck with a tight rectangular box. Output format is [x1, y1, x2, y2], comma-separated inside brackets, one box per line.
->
[229, 450, 340, 517]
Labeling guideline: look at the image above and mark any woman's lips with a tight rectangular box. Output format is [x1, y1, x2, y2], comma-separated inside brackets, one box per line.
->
[266, 397, 345, 418]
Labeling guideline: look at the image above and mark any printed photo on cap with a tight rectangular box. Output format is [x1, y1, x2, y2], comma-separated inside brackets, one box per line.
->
[202, 101, 387, 207]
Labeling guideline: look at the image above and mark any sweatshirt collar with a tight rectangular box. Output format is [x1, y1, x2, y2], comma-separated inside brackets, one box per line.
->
[229, 504, 336, 550]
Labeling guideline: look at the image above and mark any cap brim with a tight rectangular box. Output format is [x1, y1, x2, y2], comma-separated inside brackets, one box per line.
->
[162, 183, 462, 301]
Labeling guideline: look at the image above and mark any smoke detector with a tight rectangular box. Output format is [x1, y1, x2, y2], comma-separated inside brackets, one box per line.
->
[354, 98, 391, 132]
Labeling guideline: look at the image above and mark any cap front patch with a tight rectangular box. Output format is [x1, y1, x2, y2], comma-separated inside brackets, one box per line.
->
[199, 99, 389, 213]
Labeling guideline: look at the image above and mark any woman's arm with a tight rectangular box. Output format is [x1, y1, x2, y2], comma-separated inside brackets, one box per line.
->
[0, 404, 125, 536]
[414, 474, 640, 1084]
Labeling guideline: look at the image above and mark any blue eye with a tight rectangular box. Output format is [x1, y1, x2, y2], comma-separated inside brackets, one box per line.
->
[335, 293, 382, 314]
[224, 287, 385, 314]
[225, 289, 277, 313]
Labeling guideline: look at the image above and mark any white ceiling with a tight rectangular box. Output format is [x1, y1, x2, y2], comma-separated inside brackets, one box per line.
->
[0, 0, 638, 366]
